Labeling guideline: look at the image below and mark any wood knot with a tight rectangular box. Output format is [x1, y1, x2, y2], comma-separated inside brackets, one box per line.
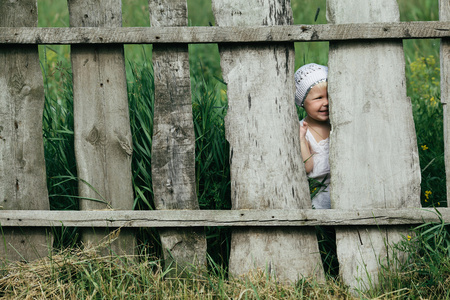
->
[10, 73, 26, 94]
[119, 140, 133, 156]
[20, 85, 31, 97]
[115, 131, 133, 156]
[86, 126, 100, 145]
[404, 29, 411, 38]
[165, 179, 173, 193]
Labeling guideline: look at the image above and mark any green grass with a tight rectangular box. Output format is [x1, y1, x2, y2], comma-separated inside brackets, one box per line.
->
[0, 242, 349, 299]
[1, 224, 450, 299]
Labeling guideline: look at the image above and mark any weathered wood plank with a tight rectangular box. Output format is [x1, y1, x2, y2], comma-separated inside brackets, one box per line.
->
[0, 208, 448, 227]
[328, 0, 422, 291]
[0, 21, 450, 45]
[149, 0, 207, 275]
[0, 0, 51, 262]
[68, 0, 135, 255]
[1, 21, 450, 44]
[212, 0, 324, 282]
[440, 0, 450, 208]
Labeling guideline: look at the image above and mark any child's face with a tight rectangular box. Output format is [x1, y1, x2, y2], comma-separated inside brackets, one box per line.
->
[303, 84, 329, 122]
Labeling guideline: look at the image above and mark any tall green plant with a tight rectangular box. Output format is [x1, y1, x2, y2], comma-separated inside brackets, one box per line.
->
[407, 55, 446, 207]
[127, 62, 155, 210]
[42, 65, 77, 211]
[191, 71, 229, 210]
[41, 52, 79, 248]
[190, 63, 231, 268]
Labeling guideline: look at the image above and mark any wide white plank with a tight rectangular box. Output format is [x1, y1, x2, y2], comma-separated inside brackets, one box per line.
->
[212, 0, 324, 282]
[328, 0, 421, 291]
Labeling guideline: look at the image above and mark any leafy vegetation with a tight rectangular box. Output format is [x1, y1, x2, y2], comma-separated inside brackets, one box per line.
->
[407, 55, 446, 207]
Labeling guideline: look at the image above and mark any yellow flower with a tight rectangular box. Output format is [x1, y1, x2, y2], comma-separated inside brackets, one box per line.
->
[426, 56, 436, 65]
[425, 190, 432, 200]
[421, 145, 429, 151]
[438, 202, 441, 206]
[407, 235, 411, 241]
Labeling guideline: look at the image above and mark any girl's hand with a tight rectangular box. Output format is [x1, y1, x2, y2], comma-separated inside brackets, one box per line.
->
[300, 121, 308, 141]
[299, 121, 313, 173]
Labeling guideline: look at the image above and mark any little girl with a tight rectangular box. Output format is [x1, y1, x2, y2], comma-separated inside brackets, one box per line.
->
[295, 63, 331, 209]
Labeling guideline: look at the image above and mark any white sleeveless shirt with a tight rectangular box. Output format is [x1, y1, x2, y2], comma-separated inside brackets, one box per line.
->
[300, 119, 331, 209]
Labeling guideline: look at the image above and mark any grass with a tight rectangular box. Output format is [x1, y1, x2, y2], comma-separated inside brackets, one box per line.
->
[2, 0, 448, 298]
[0, 241, 348, 299]
[371, 210, 450, 299]
[1, 223, 450, 299]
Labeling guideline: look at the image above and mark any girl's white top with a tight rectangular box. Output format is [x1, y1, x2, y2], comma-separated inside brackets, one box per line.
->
[300, 119, 331, 209]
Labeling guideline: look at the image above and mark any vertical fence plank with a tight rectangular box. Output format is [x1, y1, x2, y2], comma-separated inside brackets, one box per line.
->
[149, 0, 207, 274]
[212, 0, 324, 282]
[68, 0, 135, 255]
[327, 0, 421, 290]
[0, 0, 51, 262]
[440, 0, 450, 205]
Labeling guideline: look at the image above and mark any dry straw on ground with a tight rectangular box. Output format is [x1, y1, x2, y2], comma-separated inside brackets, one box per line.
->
[0, 231, 351, 299]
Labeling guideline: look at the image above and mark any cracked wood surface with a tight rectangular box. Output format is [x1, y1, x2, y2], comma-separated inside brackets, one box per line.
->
[150, 0, 207, 275]
[0, 0, 51, 262]
[0, 208, 448, 227]
[212, 0, 324, 282]
[440, 0, 450, 209]
[1, 22, 450, 45]
[68, 0, 135, 255]
[328, 0, 421, 291]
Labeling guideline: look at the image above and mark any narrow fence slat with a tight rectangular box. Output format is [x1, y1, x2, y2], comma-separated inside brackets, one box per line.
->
[2, 21, 450, 44]
[68, 0, 135, 255]
[440, 0, 450, 207]
[149, 0, 207, 275]
[0, 208, 449, 227]
[0, 0, 51, 262]
[328, 0, 422, 291]
[212, 0, 324, 282]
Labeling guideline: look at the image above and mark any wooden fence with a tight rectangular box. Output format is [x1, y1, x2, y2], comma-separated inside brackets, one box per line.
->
[1, 0, 450, 291]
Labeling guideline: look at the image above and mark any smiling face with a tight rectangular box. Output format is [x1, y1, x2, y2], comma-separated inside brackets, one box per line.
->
[303, 82, 329, 123]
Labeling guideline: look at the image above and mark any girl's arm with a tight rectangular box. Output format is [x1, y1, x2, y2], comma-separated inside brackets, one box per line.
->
[299, 122, 314, 173]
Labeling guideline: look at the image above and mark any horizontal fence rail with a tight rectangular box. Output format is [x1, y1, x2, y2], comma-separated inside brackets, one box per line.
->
[1, 21, 450, 45]
[0, 208, 449, 227]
